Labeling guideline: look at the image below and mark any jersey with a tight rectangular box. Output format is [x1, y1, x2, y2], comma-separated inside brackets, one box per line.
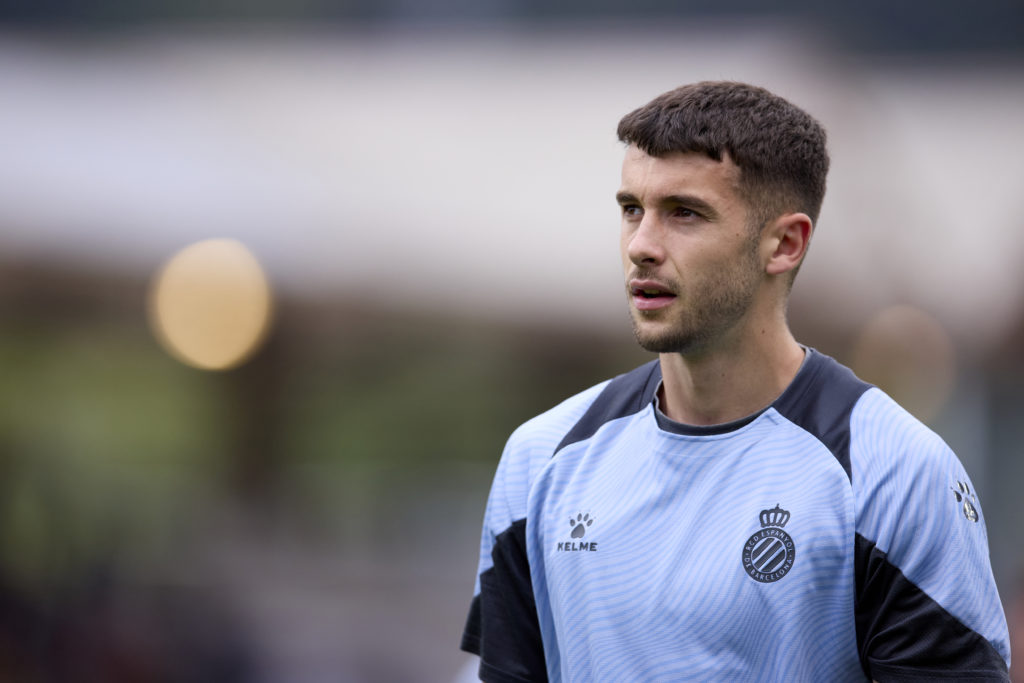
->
[461, 348, 1010, 682]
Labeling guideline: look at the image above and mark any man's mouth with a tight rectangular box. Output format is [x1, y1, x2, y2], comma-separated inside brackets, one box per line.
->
[629, 279, 677, 310]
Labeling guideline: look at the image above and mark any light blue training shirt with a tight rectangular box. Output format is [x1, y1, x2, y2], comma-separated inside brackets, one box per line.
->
[462, 348, 1010, 682]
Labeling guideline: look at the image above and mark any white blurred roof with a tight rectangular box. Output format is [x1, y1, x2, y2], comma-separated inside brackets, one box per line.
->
[1, 27, 1022, 350]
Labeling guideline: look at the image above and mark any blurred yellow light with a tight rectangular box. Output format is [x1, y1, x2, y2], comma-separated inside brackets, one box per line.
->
[850, 305, 956, 423]
[148, 239, 273, 371]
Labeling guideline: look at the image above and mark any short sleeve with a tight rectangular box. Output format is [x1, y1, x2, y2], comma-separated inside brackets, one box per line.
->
[460, 382, 609, 682]
[460, 433, 548, 683]
[851, 389, 1010, 681]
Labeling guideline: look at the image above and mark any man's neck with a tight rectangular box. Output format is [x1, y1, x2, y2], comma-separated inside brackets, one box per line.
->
[657, 329, 805, 427]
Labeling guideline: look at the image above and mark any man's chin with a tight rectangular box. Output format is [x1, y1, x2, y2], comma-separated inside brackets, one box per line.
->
[635, 337, 681, 355]
[630, 315, 709, 355]
[632, 325, 688, 355]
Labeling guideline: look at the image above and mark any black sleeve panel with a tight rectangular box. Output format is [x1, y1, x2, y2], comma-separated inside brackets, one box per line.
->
[855, 533, 1009, 682]
[461, 593, 482, 654]
[460, 519, 548, 683]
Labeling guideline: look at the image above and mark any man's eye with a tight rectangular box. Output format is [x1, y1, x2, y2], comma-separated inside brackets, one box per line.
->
[672, 206, 699, 219]
[621, 205, 642, 217]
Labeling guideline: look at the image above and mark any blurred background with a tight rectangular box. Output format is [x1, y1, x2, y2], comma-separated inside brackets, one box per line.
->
[1, 1, 1023, 681]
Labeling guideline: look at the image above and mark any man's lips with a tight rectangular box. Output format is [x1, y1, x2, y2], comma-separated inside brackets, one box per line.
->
[628, 278, 677, 311]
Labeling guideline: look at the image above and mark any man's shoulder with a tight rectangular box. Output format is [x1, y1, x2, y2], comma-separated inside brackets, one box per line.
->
[485, 361, 659, 521]
[774, 348, 872, 418]
[847, 376, 973, 549]
[850, 385, 956, 471]
[784, 350, 954, 478]
[505, 359, 660, 461]
[785, 349, 945, 449]
[769, 348, 874, 482]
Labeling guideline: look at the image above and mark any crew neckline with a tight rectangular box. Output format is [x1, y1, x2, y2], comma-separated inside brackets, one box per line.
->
[652, 347, 812, 436]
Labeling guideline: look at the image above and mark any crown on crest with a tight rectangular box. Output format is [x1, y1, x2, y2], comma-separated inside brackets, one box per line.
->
[760, 504, 790, 528]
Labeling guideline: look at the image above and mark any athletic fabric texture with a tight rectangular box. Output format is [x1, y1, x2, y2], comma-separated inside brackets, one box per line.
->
[462, 348, 1010, 682]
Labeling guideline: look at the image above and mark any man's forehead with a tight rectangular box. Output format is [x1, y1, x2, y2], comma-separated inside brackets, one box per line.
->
[619, 145, 741, 196]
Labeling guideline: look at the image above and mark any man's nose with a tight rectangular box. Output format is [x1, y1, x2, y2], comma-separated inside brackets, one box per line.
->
[626, 215, 666, 266]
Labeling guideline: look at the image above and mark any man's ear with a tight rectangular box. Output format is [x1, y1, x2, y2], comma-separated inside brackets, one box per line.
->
[764, 213, 813, 276]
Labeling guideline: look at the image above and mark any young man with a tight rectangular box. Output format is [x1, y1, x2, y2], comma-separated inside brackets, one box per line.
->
[460, 82, 1011, 682]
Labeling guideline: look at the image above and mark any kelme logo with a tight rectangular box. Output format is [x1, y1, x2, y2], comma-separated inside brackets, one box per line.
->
[557, 512, 597, 552]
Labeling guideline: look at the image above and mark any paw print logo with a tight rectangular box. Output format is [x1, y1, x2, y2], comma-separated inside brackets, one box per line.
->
[951, 481, 979, 523]
[570, 513, 594, 539]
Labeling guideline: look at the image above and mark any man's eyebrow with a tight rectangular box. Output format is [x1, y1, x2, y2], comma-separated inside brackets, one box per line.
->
[663, 195, 719, 218]
[615, 192, 639, 205]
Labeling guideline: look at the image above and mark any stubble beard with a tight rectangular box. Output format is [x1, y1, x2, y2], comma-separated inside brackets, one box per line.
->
[628, 242, 762, 356]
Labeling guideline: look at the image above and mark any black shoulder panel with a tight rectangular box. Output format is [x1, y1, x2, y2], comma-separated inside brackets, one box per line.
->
[855, 533, 1009, 681]
[553, 360, 661, 457]
[771, 350, 872, 483]
[460, 519, 548, 683]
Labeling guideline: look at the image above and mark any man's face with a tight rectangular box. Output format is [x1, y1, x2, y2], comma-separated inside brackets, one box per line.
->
[617, 146, 764, 355]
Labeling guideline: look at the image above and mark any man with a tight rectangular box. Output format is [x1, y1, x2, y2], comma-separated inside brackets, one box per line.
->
[460, 81, 1011, 682]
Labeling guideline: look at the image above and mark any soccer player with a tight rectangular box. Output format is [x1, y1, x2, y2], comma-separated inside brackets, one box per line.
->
[460, 81, 1011, 682]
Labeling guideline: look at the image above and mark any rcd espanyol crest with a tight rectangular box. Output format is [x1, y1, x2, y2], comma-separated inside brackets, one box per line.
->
[742, 504, 796, 583]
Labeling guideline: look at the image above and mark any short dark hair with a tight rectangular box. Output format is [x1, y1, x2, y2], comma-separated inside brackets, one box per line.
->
[617, 81, 829, 228]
